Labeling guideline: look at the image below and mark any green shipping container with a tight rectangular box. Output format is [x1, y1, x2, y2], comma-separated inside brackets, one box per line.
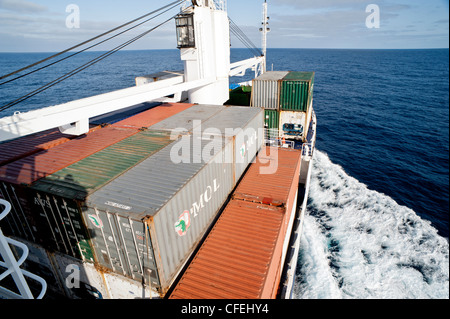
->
[29, 129, 174, 261]
[264, 109, 279, 129]
[280, 71, 315, 112]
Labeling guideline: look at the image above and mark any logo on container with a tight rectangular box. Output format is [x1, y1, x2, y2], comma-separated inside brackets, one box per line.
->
[174, 210, 191, 237]
[174, 178, 221, 236]
[88, 214, 103, 229]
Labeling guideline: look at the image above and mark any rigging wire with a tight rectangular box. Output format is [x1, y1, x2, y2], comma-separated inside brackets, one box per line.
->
[0, 0, 186, 82]
[0, 6, 189, 113]
[229, 24, 261, 57]
[228, 17, 263, 57]
[0, 0, 183, 87]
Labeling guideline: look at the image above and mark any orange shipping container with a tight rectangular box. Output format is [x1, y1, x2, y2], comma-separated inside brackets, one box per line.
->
[112, 102, 194, 129]
[0, 126, 137, 185]
[0, 125, 100, 167]
[169, 147, 302, 299]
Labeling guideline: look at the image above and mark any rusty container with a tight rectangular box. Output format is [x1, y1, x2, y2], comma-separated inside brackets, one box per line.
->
[0, 125, 100, 167]
[169, 147, 302, 299]
[0, 126, 138, 246]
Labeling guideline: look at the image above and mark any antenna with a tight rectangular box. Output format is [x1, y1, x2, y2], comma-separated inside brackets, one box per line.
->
[260, 0, 270, 73]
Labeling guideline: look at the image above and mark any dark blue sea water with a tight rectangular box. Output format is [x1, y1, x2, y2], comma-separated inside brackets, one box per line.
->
[0, 48, 448, 298]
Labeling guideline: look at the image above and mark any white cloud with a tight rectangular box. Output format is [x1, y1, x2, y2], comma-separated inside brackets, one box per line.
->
[0, 0, 47, 13]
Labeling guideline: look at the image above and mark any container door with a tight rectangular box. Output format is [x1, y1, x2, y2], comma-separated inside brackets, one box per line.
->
[114, 216, 160, 289]
[82, 207, 130, 277]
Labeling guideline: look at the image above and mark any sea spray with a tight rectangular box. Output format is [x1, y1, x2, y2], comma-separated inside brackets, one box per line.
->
[295, 150, 449, 299]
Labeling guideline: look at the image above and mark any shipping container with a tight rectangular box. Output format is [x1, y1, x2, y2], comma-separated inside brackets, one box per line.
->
[148, 104, 264, 185]
[0, 126, 139, 247]
[0, 126, 138, 186]
[148, 104, 225, 133]
[264, 109, 279, 129]
[251, 71, 289, 110]
[83, 136, 235, 295]
[51, 252, 108, 299]
[279, 110, 307, 140]
[169, 147, 302, 299]
[112, 102, 194, 129]
[8, 237, 65, 298]
[280, 71, 315, 112]
[201, 106, 264, 184]
[0, 125, 100, 167]
[28, 130, 175, 261]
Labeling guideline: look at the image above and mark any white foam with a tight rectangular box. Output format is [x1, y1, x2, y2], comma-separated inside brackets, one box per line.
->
[294, 150, 449, 299]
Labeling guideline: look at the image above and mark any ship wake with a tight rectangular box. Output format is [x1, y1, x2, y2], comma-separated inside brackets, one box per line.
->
[294, 150, 449, 299]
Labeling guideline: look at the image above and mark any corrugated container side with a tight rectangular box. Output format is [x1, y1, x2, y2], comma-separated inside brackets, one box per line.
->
[280, 71, 315, 112]
[0, 182, 38, 243]
[169, 147, 302, 299]
[0, 125, 100, 167]
[112, 103, 194, 129]
[0, 126, 138, 186]
[8, 237, 64, 297]
[0, 126, 139, 256]
[169, 200, 285, 299]
[52, 252, 108, 299]
[264, 109, 279, 129]
[251, 71, 288, 110]
[84, 137, 234, 294]
[27, 130, 175, 261]
[233, 147, 302, 205]
[149, 104, 225, 133]
[201, 106, 264, 184]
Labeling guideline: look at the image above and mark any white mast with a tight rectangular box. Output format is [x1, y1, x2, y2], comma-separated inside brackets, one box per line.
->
[260, 0, 270, 73]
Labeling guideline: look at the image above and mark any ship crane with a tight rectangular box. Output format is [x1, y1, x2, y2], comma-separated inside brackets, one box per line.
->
[0, 0, 265, 143]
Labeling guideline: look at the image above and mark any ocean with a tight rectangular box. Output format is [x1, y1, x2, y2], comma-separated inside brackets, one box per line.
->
[0, 48, 448, 299]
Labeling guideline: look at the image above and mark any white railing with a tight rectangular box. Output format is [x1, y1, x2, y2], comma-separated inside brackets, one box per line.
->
[0, 199, 47, 299]
[264, 128, 295, 149]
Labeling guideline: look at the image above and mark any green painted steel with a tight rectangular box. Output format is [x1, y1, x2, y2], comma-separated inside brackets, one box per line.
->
[280, 72, 315, 112]
[264, 109, 279, 129]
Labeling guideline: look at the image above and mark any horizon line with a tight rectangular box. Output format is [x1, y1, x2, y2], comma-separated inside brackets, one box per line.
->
[0, 47, 448, 54]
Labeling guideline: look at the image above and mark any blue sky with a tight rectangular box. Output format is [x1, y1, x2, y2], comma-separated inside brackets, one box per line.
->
[0, 0, 448, 52]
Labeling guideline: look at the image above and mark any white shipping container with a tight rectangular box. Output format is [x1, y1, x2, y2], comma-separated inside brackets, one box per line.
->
[251, 71, 289, 109]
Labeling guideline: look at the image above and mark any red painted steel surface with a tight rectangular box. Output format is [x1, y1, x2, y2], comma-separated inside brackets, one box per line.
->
[112, 103, 195, 129]
[0, 126, 100, 166]
[0, 127, 137, 185]
[169, 147, 302, 299]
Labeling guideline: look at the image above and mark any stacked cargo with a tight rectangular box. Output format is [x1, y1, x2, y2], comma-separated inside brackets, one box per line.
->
[79, 104, 264, 294]
[0, 126, 138, 246]
[251, 71, 315, 142]
[279, 71, 314, 141]
[0, 125, 100, 166]
[251, 71, 288, 133]
[169, 147, 302, 299]
[1, 103, 265, 298]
